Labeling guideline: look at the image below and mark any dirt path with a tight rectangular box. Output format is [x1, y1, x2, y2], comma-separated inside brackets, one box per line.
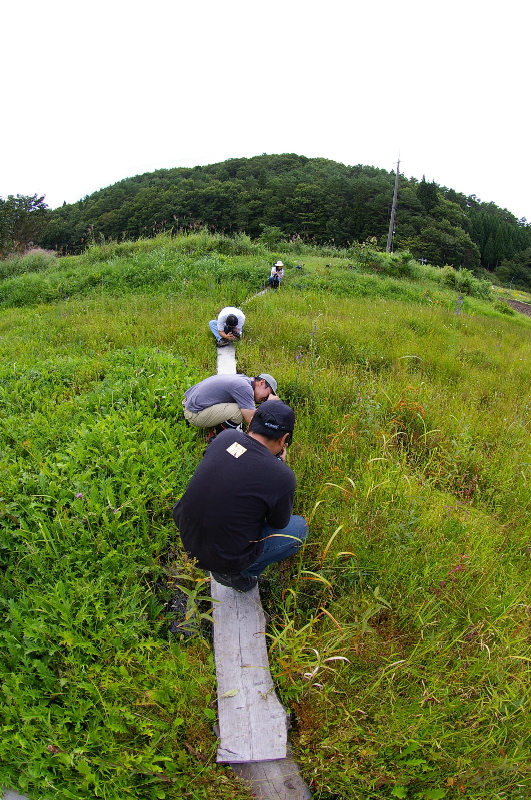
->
[506, 299, 531, 316]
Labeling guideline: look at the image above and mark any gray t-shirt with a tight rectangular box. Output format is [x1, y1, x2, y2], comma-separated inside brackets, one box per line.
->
[184, 374, 254, 413]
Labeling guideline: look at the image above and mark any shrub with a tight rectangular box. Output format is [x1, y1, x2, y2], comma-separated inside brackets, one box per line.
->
[440, 265, 492, 298]
[493, 299, 516, 315]
[0, 247, 58, 280]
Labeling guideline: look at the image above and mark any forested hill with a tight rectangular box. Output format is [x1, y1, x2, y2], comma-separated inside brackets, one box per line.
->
[38, 153, 531, 284]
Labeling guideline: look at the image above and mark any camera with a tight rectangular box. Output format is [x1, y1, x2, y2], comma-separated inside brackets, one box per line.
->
[224, 324, 241, 339]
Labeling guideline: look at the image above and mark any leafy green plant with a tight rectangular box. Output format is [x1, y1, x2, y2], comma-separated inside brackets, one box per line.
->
[164, 555, 217, 638]
[493, 298, 516, 314]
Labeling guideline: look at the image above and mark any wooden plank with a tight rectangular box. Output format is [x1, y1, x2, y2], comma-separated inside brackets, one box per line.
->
[216, 343, 237, 374]
[230, 757, 312, 800]
[211, 328, 312, 796]
[211, 578, 288, 763]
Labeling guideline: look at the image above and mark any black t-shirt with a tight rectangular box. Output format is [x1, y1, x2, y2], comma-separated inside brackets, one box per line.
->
[173, 429, 296, 573]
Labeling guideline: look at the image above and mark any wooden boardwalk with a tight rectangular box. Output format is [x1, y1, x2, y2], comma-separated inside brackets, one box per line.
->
[212, 343, 311, 798]
[211, 580, 288, 763]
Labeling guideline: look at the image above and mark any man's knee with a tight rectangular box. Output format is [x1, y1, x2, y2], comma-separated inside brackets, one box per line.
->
[183, 408, 196, 426]
[291, 516, 309, 545]
[184, 403, 242, 429]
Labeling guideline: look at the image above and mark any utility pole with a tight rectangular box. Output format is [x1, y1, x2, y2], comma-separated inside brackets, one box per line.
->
[386, 158, 400, 253]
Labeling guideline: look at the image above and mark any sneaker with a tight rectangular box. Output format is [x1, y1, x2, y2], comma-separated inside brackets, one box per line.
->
[206, 428, 218, 444]
[216, 339, 231, 347]
[220, 420, 242, 431]
[211, 572, 258, 593]
[206, 424, 228, 444]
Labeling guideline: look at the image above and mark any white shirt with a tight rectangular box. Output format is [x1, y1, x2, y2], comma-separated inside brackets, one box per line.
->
[217, 306, 246, 330]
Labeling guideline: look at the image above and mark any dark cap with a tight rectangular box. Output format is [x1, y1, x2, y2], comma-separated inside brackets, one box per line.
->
[250, 401, 295, 439]
[226, 314, 238, 326]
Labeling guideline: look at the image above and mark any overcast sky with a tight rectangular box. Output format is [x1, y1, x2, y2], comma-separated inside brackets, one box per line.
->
[2, 0, 530, 221]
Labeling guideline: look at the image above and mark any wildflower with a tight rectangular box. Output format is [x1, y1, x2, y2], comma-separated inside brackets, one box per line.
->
[75, 492, 83, 499]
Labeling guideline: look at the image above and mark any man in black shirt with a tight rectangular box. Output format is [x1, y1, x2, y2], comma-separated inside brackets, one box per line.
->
[173, 401, 308, 592]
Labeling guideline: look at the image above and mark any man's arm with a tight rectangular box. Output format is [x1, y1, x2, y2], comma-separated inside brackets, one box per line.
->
[240, 395, 280, 424]
[265, 487, 295, 530]
[216, 311, 230, 339]
[240, 408, 255, 425]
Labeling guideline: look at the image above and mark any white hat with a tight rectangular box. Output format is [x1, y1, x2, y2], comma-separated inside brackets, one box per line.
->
[275, 260, 284, 267]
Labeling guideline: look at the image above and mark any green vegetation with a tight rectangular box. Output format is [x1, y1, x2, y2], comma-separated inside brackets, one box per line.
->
[1, 233, 530, 799]
[0, 195, 48, 258]
[4, 154, 527, 287]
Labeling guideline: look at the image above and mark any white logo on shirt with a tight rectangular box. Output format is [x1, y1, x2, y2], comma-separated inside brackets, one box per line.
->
[226, 442, 247, 458]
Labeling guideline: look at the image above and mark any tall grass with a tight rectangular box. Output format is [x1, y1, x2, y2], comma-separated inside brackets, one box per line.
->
[0, 247, 58, 280]
[241, 289, 531, 799]
[0, 232, 493, 312]
[1, 234, 530, 799]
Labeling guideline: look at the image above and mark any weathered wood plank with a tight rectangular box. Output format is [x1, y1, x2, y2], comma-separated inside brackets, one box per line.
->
[216, 343, 237, 374]
[230, 755, 312, 800]
[211, 329, 312, 796]
[211, 578, 288, 763]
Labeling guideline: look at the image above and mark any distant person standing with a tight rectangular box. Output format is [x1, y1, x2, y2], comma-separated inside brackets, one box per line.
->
[268, 260, 284, 289]
[209, 306, 245, 347]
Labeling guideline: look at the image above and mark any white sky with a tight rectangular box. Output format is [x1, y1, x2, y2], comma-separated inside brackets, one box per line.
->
[2, 0, 530, 221]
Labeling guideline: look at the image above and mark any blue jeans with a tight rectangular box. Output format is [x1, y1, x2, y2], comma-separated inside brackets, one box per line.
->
[208, 320, 222, 341]
[241, 516, 308, 577]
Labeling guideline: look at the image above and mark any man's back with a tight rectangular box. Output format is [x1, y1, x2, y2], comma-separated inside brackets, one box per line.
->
[183, 373, 254, 414]
[173, 429, 296, 573]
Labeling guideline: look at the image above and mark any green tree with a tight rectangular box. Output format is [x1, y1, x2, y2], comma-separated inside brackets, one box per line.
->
[0, 194, 48, 256]
[404, 219, 480, 269]
[35, 153, 531, 262]
[417, 177, 439, 212]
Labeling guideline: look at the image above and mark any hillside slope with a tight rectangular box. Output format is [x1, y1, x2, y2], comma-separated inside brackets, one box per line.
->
[36, 154, 531, 285]
[1, 236, 530, 800]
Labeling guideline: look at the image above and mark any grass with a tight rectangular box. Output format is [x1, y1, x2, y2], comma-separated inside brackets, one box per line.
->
[1, 233, 530, 799]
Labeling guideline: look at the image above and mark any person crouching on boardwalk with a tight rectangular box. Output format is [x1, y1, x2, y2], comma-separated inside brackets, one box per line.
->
[173, 401, 308, 592]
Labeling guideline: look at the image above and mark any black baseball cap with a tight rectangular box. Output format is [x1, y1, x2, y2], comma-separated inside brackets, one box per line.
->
[250, 401, 295, 438]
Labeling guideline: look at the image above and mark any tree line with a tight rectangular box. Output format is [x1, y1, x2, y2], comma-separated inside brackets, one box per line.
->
[3, 154, 531, 288]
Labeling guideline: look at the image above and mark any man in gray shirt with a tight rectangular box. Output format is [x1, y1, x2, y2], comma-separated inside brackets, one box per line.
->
[182, 372, 279, 429]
